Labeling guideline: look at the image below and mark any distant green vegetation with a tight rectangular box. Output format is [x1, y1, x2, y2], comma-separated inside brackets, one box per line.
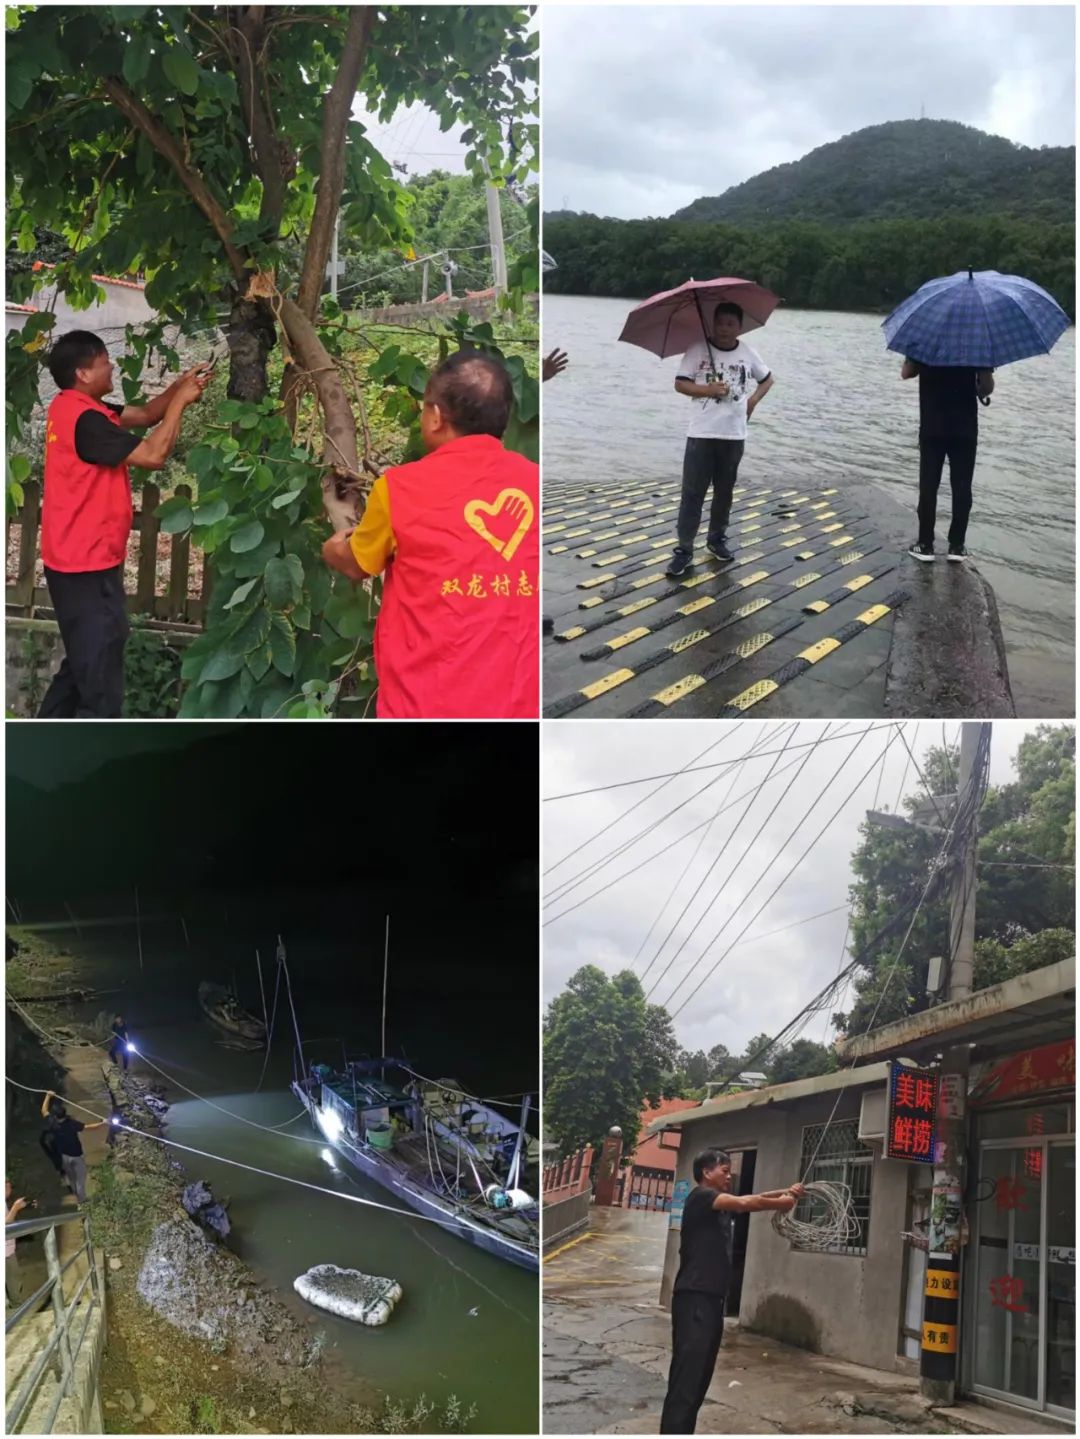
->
[670, 120, 1073, 227]
[544, 119, 1075, 318]
[542, 214, 1075, 318]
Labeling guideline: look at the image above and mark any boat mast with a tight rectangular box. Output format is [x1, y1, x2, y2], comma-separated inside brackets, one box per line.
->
[507, 1093, 531, 1191]
[380, 914, 390, 1078]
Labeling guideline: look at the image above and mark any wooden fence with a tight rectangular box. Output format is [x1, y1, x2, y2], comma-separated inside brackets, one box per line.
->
[6, 480, 207, 626]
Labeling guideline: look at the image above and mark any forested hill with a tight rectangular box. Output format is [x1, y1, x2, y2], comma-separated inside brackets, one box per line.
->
[671, 119, 1074, 226]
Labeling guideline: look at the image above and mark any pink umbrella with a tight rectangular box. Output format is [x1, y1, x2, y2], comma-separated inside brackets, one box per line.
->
[618, 277, 781, 358]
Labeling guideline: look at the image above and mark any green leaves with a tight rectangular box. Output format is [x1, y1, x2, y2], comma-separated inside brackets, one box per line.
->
[264, 553, 304, 609]
[122, 31, 151, 84]
[162, 44, 200, 96]
[157, 494, 193, 534]
[192, 497, 228, 526]
[229, 519, 265, 553]
[223, 577, 259, 611]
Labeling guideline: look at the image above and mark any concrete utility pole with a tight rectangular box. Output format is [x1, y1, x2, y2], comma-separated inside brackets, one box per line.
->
[919, 721, 986, 1403]
[331, 213, 339, 303]
[482, 161, 508, 294]
[421, 259, 429, 306]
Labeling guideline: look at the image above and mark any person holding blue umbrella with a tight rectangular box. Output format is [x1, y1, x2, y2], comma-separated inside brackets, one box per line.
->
[884, 268, 1070, 563]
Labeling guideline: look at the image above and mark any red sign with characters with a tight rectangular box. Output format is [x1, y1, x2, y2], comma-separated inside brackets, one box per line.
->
[970, 1038, 1074, 1106]
[886, 1062, 939, 1163]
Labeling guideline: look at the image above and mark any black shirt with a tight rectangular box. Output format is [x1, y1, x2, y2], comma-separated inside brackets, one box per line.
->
[50, 1116, 86, 1158]
[73, 401, 141, 468]
[911, 363, 981, 441]
[672, 1184, 733, 1296]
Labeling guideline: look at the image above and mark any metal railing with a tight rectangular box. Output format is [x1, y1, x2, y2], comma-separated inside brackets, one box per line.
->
[5, 1208, 103, 1434]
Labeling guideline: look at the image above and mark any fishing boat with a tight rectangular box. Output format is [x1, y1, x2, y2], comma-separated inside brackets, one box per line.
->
[291, 1058, 539, 1272]
[197, 981, 267, 1045]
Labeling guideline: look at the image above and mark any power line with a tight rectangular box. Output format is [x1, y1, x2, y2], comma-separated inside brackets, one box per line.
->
[544, 739, 760, 912]
[544, 729, 744, 887]
[634, 728, 782, 978]
[543, 736, 862, 928]
[644, 725, 803, 1000]
[542, 725, 897, 802]
[669, 727, 901, 1022]
[543, 731, 742, 874]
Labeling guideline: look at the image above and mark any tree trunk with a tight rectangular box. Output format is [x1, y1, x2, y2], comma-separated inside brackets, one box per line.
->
[225, 295, 277, 403]
[278, 296, 361, 531]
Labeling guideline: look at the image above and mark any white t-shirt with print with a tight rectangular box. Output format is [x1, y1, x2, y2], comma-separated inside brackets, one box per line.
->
[677, 338, 770, 441]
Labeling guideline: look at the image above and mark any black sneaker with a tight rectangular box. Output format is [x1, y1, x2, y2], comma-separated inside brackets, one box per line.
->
[665, 551, 694, 579]
[908, 541, 935, 563]
[947, 545, 968, 563]
[706, 539, 735, 563]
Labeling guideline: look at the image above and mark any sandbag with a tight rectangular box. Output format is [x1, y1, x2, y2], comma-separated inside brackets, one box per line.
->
[293, 1263, 403, 1326]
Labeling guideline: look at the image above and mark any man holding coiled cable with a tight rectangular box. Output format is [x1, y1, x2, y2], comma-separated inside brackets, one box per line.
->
[659, 1149, 804, 1434]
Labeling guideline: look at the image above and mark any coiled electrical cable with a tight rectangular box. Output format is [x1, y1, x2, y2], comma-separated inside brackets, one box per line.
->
[772, 1180, 861, 1248]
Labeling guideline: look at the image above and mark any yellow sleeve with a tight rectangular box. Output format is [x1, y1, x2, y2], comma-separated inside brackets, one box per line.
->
[348, 475, 396, 577]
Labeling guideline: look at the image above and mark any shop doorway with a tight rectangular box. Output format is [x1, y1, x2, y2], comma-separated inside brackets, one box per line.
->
[969, 1124, 1074, 1418]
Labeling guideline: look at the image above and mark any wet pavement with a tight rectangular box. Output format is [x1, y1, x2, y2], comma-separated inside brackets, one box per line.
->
[542, 473, 1021, 720]
[542, 475, 906, 720]
[542, 1208, 1063, 1436]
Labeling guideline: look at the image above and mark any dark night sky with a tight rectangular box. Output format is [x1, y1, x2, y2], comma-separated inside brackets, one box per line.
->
[7, 722, 538, 900]
[6, 724, 540, 1090]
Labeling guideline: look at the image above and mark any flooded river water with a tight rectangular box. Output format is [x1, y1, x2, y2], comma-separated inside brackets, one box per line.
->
[543, 295, 1076, 716]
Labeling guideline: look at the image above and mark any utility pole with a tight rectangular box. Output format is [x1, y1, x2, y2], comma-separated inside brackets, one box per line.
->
[482, 160, 508, 294]
[920, 721, 985, 1403]
[330, 213, 340, 303]
[421, 258, 429, 306]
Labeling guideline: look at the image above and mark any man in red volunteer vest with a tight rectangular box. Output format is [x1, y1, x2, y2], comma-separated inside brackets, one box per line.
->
[39, 331, 208, 717]
[322, 350, 539, 718]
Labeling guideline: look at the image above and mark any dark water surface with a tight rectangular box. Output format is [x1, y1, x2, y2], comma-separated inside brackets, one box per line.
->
[543, 295, 1076, 716]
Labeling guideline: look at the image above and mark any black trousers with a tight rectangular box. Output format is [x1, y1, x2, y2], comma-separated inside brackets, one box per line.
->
[917, 434, 977, 549]
[660, 1291, 726, 1434]
[675, 438, 745, 557]
[39, 566, 129, 718]
[108, 1038, 129, 1070]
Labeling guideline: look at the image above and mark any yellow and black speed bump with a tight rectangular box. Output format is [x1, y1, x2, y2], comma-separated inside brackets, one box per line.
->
[595, 504, 859, 578]
[545, 615, 805, 719]
[801, 560, 896, 613]
[714, 589, 909, 717]
[576, 523, 876, 609]
[580, 549, 894, 661]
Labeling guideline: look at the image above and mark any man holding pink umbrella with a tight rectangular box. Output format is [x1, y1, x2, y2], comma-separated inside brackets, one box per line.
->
[617, 278, 779, 580]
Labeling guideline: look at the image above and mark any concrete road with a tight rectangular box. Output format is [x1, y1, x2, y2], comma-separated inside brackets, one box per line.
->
[543, 1207, 1061, 1436]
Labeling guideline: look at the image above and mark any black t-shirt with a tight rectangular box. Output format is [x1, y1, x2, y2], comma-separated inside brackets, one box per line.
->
[73, 401, 141, 468]
[50, 1116, 86, 1158]
[911, 363, 980, 441]
[673, 1184, 733, 1296]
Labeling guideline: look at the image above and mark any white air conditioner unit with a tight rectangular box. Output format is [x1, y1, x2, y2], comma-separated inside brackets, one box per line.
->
[858, 1086, 888, 1143]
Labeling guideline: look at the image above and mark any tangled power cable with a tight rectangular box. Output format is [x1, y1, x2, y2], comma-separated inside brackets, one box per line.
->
[772, 1180, 861, 1248]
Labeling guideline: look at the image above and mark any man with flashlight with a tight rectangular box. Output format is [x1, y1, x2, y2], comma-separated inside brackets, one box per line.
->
[107, 1014, 131, 1071]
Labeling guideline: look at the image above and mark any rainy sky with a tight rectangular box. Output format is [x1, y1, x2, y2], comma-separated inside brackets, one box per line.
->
[542, 722, 1052, 1056]
[543, 6, 1076, 219]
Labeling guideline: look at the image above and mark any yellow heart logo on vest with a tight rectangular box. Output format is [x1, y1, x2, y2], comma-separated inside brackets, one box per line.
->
[464, 488, 534, 562]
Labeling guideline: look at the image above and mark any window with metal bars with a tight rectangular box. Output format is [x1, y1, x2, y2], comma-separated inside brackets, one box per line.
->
[795, 1118, 874, 1256]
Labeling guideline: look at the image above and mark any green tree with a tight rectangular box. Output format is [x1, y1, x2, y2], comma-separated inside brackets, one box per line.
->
[6, 5, 537, 717]
[544, 966, 680, 1157]
[767, 1039, 837, 1085]
[838, 726, 1075, 1035]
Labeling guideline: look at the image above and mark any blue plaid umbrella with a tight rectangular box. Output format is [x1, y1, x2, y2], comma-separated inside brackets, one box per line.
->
[882, 269, 1070, 368]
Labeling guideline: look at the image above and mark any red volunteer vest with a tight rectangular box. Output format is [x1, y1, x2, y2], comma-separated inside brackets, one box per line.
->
[42, 390, 133, 572]
[375, 434, 539, 719]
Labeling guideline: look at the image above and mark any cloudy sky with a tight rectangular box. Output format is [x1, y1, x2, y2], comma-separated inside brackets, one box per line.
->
[543, 6, 1076, 219]
[543, 721, 1055, 1058]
